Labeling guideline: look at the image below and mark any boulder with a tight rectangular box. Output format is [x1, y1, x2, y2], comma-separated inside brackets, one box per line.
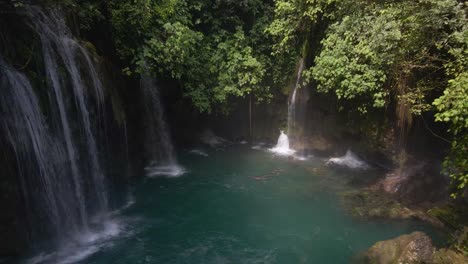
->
[364, 232, 435, 264]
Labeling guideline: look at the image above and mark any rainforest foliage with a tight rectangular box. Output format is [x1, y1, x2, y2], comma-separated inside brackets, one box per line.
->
[8, 0, 468, 195]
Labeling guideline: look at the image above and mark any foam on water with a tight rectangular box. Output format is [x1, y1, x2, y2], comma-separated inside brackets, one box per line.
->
[269, 131, 295, 156]
[27, 217, 128, 264]
[200, 130, 229, 148]
[326, 150, 370, 170]
[145, 164, 187, 177]
[251, 142, 267, 150]
[189, 149, 209, 157]
[293, 154, 311, 161]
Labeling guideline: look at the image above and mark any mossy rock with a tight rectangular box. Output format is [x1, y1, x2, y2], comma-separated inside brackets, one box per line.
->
[341, 189, 443, 227]
[432, 248, 468, 264]
[427, 205, 468, 230]
[364, 232, 435, 264]
[343, 190, 415, 219]
[361, 231, 468, 264]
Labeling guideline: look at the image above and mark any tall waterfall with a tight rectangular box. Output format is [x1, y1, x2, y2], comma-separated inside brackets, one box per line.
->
[141, 76, 185, 177]
[0, 56, 65, 236]
[287, 58, 304, 137]
[0, 7, 111, 248]
[31, 7, 108, 218]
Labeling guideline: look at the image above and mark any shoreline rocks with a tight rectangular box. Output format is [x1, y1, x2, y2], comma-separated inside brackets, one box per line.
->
[341, 189, 444, 227]
[363, 232, 435, 264]
[359, 231, 468, 264]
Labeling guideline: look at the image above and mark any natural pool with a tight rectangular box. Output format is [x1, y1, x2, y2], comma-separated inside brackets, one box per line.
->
[28, 145, 442, 264]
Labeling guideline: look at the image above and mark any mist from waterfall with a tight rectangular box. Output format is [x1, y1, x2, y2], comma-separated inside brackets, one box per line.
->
[141, 76, 185, 177]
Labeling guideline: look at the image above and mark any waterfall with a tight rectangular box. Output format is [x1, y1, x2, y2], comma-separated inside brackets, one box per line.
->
[30, 7, 108, 217]
[0, 6, 113, 250]
[0, 56, 65, 236]
[287, 58, 304, 136]
[269, 59, 304, 156]
[141, 76, 185, 177]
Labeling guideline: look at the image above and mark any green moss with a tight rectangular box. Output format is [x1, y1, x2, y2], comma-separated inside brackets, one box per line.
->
[432, 248, 468, 264]
[342, 189, 442, 227]
[342, 190, 409, 219]
[428, 205, 468, 230]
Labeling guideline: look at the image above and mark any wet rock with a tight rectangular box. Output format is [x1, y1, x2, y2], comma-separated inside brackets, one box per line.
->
[364, 232, 435, 264]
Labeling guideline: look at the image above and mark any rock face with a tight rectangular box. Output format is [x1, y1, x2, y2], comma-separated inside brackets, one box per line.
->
[364, 232, 435, 264]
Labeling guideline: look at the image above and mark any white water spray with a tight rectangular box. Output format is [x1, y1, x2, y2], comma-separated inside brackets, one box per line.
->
[326, 150, 370, 170]
[269, 131, 296, 156]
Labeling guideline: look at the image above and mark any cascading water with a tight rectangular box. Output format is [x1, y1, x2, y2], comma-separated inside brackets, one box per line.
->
[287, 58, 304, 137]
[31, 7, 108, 217]
[0, 56, 65, 237]
[270, 59, 304, 156]
[141, 76, 185, 177]
[0, 7, 124, 262]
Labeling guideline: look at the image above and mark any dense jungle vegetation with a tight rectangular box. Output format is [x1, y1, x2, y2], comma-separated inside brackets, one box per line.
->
[5, 0, 467, 195]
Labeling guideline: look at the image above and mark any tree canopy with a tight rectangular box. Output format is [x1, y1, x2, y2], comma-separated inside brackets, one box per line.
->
[23, 0, 468, 195]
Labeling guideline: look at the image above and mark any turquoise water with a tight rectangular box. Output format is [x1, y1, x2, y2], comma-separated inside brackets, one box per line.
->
[29, 146, 442, 264]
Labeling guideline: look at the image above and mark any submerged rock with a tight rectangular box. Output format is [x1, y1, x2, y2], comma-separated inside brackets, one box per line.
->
[364, 232, 435, 264]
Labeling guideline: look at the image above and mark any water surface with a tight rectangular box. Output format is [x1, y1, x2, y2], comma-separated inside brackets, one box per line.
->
[51, 146, 442, 263]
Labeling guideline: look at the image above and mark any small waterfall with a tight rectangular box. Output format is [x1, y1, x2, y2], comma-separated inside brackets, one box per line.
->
[269, 131, 295, 156]
[270, 58, 304, 156]
[287, 58, 304, 136]
[141, 76, 185, 177]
